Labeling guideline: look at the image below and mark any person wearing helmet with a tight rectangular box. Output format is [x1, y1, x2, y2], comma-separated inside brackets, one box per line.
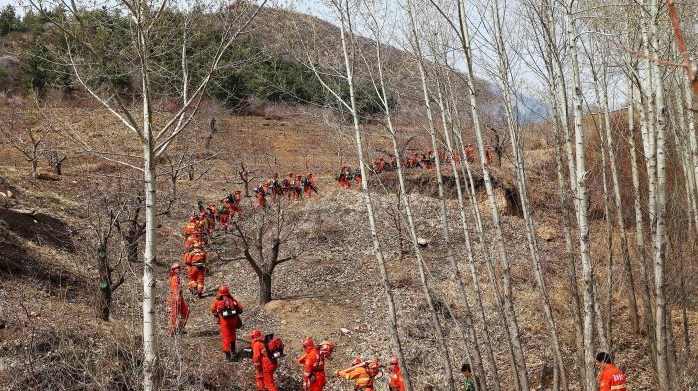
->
[302, 173, 318, 198]
[183, 216, 205, 250]
[250, 328, 279, 391]
[335, 357, 375, 391]
[388, 357, 405, 391]
[167, 263, 188, 336]
[254, 184, 268, 208]
[270, 173, 282, 200]
[282, 173, 294, 199]
[293, 175, 303, 202]
[464, 144, 476, 163]
[210, 285, 244, 361]
[298, 338, 325, 391]
[318, 341, 334, 359]
[183, 242, 207, 297]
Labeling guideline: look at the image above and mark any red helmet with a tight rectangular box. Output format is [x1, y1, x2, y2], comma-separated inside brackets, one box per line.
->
[235, 190, 242, 194]
[319, 341, 335, 357]
[307, 173, 313, 177]
[296, 174, 302, 178]
[287, 172, 293, 176]
[351, 357, 363, 366]
[302, 337, 315, 348]
[170, 263, 181, 271]
[388, 357, 399, 365]
[218, 285, 229, 296]
[189, 216, 197, 222]
[273, 173, 279, 178]
[250, 328, 261, 340]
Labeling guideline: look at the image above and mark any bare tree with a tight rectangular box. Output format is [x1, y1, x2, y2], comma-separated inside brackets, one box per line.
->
[27, 2, 267, 388]
[78, 180, 131, 321]
[229, 201, 304, 305]
[0, 97, 52, 178]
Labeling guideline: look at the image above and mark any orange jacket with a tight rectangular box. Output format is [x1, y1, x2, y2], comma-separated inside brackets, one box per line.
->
[599, 364, 626, 391]
[184, 248, 206, 266]
[336, 365, 373, 390]
[389, 365, 405, 390]
[302, 347, 324, 377]
[184, 222, 202, 237]
[168, 272, 183, 303]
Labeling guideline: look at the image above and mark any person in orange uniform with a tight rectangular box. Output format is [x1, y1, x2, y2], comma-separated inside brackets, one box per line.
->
[464, 144, 476, 163]
[271, 173, 282, 200]
[211, 285, 243, 361]
[485, 145, 494, 166]
[255, 184, 268, 208]
[218, 199, 231, 231]
[293, 175, 303, 201]
[184, 216, 204, 250]
[282, 172, 294, 198]
[335, 358, 375, 391]
[596, 352, 627, 391]
[251, 329, 279, 391]
[303, 173, 317, 198]
[167, 263, 189, 335]
[299, 338, 325, 391]
[184, 242, 207, 297]
[387, 357, 405, 391]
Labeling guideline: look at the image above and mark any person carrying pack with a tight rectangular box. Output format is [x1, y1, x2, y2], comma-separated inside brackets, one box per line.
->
[210, 285, 243, 361]
[251, 329, 284, 391]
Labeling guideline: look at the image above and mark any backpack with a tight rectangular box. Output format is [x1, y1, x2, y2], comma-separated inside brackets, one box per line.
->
[264, 334, 285, 359]
[220, 297, 239, 319]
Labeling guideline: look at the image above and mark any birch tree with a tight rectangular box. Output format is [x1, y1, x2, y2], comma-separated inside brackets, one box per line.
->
[27, 1, 266, 389]
[299, 1, 414, 388]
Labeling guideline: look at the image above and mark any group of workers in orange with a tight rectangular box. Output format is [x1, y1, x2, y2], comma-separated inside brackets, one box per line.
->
[336, 145, 496, 186]
[254, 172, 319, 208]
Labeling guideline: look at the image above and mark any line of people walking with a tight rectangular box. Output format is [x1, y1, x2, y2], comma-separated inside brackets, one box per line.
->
[254, 172, 318, 208]
[336, 145, 496, 185]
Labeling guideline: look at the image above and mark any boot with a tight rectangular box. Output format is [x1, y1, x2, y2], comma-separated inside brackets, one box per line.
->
[230, 341, 237, 361]
[225, 351, 232, 362]
[197, 291, 203, 299]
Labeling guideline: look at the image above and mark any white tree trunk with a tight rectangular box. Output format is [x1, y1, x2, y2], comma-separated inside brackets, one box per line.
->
[564, 3, 596, 390]
[489, 2, 568, 389]
[649, 2, 670, 388]
[334, 7, 413, 390]
[456, 1, 529, 389]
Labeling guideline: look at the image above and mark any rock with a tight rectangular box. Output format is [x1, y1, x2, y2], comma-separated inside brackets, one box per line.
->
[340, 328, 350, 335]
[536, 226, 557, 242]
[417, 238, 429, 247]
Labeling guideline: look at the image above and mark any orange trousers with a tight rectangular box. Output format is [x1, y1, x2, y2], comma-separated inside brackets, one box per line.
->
[187, 266, 204, 293]
[256, 370, 278, 391]
[168, 297, 189, 333]
[308, 372, 326, 391]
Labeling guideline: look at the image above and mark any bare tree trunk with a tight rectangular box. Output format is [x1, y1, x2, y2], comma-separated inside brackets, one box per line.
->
[597, 119, 613, 349]
[601, 60, 639, 337]
[405, 3, 456, 388]
[489, 2, 567, 388]
[649, 2, 670, 388]
[142, 144, 157, 391]
[564, 2, 596, 389]
[333, 5, 413, 390]
[540, 10, 586, 378]
[456, 2, 528, 388]
[433, 71, 489, 391]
